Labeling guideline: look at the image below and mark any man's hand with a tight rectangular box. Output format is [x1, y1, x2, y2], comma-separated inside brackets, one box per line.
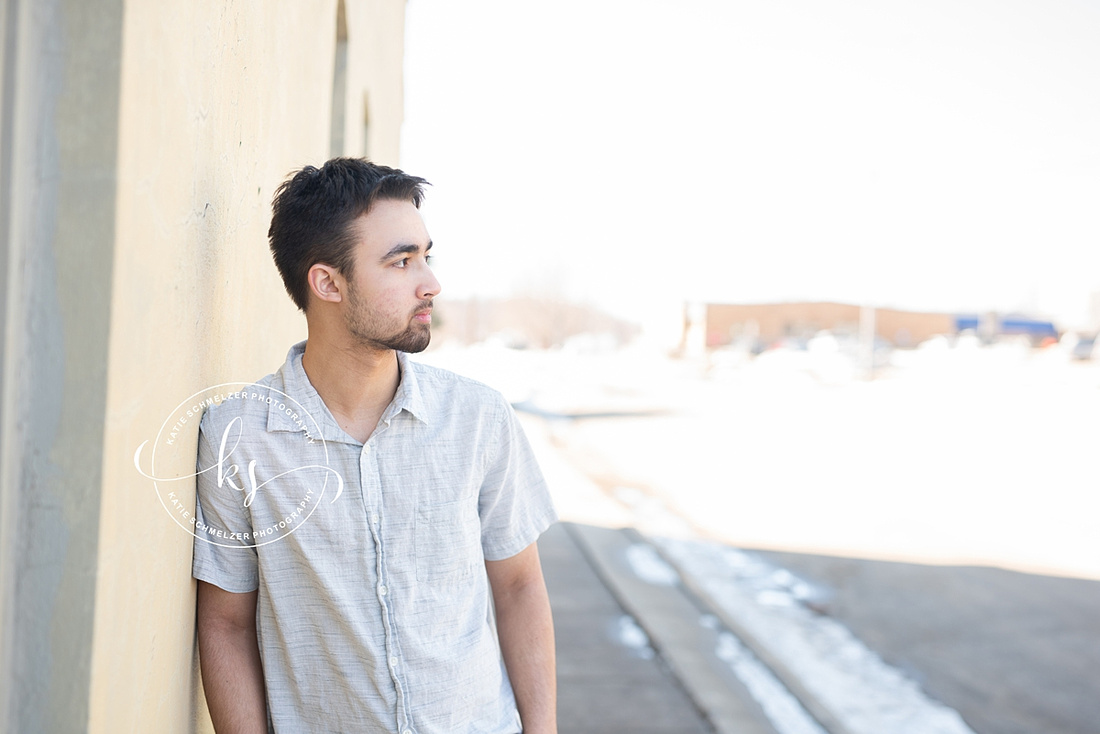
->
[486, 543, 557, 734]
[196, 581, 268, 733]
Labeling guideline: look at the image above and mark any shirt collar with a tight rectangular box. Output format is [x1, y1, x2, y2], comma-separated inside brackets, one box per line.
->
[266, 341, 430, 444]
[389, 350, 430, 425]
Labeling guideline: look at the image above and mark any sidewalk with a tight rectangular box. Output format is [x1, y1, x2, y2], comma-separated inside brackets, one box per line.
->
[520, 415, 983, 734]
[540, 521, 780, 734]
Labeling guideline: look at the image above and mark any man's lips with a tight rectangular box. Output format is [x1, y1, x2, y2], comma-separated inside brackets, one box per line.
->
[413, 309, 432, 324]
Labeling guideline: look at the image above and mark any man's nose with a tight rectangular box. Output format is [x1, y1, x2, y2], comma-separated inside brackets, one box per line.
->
[418, 267, 441, 300]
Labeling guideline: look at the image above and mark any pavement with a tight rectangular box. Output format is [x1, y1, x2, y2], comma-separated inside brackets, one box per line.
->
[541, 518, 1100, 734]
[541, 521, 785, 734]
[754, 548, 1100, 734]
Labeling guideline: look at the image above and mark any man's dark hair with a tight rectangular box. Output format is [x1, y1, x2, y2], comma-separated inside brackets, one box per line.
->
[268, 157, 429, 311]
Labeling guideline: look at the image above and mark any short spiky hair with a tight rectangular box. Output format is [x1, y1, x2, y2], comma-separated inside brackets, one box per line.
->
[268, 157, 429, 311]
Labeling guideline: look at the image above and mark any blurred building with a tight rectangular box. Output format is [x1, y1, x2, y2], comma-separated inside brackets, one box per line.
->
[695, 302, 1064, 353]
[0, 1, 407, 732]
[701, 302, 955, 349]
[954, 314, 1059, 345]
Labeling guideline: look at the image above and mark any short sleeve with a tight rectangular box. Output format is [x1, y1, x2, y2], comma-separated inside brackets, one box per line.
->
[477, 399, 558, 561]
[191, 410, 260, 593]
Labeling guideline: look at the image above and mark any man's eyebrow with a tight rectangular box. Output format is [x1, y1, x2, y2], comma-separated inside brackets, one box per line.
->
[379, 240, 433, 262]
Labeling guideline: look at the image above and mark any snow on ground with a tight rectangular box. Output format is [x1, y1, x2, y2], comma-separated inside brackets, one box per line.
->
[657, 535, 977, 734]
[420, 338, 1100, 581]
[623, 541, 830, 734]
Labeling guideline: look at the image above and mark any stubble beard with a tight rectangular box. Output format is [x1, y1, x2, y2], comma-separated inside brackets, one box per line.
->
[371, 321, 432, 354]
[345, 285, 432, 354]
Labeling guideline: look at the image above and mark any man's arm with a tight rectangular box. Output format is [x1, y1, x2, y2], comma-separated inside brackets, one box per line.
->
[486, 543, 557, 734]
[196, 580, 268, 734]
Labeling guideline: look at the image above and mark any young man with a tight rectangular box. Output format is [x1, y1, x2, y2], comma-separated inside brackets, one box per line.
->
[193, 158, 558, 733]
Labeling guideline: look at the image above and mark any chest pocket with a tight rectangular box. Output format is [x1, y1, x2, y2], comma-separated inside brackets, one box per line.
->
[415, 496, 482, 583]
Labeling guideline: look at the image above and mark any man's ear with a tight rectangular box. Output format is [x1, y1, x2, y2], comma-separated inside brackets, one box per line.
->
[307, 263, 345, 305]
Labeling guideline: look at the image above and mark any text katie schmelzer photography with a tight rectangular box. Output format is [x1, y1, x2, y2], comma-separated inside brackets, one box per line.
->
[133, 382, 344, 548]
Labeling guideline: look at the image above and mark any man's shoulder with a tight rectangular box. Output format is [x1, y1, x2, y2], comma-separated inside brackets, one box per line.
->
[405, 359, 511, 414]
[197, 372, 282, 436]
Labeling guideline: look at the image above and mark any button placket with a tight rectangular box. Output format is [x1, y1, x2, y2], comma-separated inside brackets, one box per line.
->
[363, 428, 415, 734]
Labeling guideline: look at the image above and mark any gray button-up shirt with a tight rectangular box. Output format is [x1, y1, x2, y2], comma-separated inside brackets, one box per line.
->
[192, 342, 557, 733]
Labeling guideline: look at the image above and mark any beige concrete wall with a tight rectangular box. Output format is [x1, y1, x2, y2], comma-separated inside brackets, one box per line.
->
[0, 1, 408, 732]
[347, 0, 409, 163]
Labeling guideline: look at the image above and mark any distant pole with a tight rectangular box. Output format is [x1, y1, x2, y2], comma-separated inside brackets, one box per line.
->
[679, 301, 706, 359]
[859, 304, 877, 379]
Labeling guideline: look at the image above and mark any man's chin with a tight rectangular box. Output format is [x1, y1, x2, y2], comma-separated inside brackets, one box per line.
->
[403, 334, 431, 354]
[393, 327, 431, 354]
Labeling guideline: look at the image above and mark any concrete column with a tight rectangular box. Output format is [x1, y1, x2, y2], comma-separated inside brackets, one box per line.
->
[0, 0, 123, 732]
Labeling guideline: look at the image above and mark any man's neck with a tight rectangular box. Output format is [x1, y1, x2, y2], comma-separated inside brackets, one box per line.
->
[300, 334, 401, 444]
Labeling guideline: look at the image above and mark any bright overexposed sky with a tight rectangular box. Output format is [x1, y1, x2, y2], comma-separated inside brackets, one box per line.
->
[401, 0, 1100, 331]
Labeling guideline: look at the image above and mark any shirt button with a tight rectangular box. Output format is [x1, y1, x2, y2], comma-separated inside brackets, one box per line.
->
[389, 656, 399, 667]
[378, 584, 388, 596]
[371, 513, 379, 524]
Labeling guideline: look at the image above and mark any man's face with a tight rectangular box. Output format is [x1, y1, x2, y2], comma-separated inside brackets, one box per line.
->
[341, 198, 441, 353]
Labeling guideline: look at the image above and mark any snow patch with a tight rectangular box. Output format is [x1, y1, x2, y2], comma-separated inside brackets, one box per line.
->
[657, 537, 977, 734]
[625, 543, 680, 586]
